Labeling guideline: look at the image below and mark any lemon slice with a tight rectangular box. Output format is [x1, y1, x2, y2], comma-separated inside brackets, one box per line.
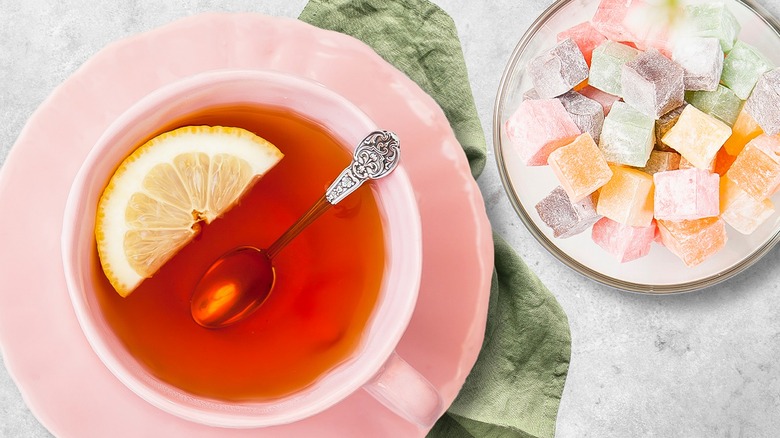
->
[96, 126, 283, 297]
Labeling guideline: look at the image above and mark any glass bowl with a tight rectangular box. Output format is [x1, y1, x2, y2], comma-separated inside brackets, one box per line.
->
[493, 0, 780, 293]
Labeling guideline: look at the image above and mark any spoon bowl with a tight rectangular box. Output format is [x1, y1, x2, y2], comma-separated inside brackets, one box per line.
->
[191, 247, 275, 328]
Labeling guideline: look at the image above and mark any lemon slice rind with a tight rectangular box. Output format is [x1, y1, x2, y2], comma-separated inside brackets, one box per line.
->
[96, 126, 283, 297]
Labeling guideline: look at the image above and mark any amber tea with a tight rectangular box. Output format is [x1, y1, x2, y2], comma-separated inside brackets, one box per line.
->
[94, 105, 386, 401]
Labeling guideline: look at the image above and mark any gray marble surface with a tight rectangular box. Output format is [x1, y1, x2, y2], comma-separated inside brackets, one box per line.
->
[2, 1, 780, 437]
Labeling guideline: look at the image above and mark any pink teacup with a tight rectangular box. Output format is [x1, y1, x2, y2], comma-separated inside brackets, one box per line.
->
[61, 70, 440, 427]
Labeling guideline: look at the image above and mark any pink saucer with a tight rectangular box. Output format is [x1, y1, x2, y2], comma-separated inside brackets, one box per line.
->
[0, 13, 493, 437]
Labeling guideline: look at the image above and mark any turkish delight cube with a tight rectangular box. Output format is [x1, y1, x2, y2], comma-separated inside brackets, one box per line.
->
[640, 150, 681, 175]
[720, 40, 774, 100]
[505, 99, 581, 166]
[599, 101, 655, 167]
[621, 49, 685, 119]
[745, 68, 780, 135]
[591, 0, 646, 42]
[655, 103, 686, 151]
[726, 134, 780, 200]
[535, 186, 601, 238]
[723, 107, 763, 156]
[579, 85, 621, 116]
[528, 38, 590, 98]
[548, 132, 613, 202]
[592, 216, 656, 262]
[596, 165, 655, 227]
[672, 37, 724, 91]
[557, 91, 605, 143]
[653, 168, 720, 221]
[557, 21, 608, 66]
[684, 85, 743, 127]
[720, 176, 776, 234]
[661, 105, 732, 170]
[657, 217, 728, 267]
[683, 2, 741, 52]
[589, 41, 641, 97]
[714, 147, 738, 176]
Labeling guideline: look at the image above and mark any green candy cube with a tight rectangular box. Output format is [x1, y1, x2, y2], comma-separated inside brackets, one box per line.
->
[589, 41, 640, 97]
[684, 2, 741, 53]
[599, 101, 655, 167]
[685, 85, 743, 126]
[721, 41, 774, 100]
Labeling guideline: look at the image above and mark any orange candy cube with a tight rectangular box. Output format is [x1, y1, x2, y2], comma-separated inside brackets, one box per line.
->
[596, 166, 654, 227]
[657, 217, 728, 267]
[723, 108, 763, 156]
[548, 133, 613, 202]
[726, 134, 780, 200]
[720, 176, 775, 234]
[713, 147, 738, 176]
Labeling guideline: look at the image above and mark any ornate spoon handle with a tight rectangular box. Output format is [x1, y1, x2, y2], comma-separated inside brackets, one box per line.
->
[266, 130, 400, 259]
[326, 130, 401, 204]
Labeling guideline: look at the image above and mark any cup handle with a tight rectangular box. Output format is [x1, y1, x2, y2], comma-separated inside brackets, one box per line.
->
[362, 351, 442, 427]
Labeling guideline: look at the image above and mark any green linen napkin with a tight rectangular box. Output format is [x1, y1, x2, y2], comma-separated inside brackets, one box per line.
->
[299, 1, 572, 437]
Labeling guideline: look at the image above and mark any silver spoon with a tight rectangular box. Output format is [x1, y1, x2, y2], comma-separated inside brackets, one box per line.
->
[190, 130, 401, 329]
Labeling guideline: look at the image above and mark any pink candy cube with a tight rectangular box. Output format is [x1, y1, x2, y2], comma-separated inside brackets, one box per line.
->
[628, 15, 674, 58]
[653, 168, 720, 221]
[591, 0, 673, 55]
[591, 0, 646, 42]
[557, 21, 608, 66]
[592, 216, 656, 262]
[505, 99, 581, 165]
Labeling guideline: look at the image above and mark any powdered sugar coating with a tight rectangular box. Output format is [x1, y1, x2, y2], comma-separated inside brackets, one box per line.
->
[528, 38, 589, 99]
[745, 67, 780, 135]
[535, 186, 601, 238]
[591, 217, 656, 263]
[557, 91, 605, 143]
[591, 0, 646, 42]
[661, 105, 732, 170]
[726, 134, 780, 200]
[720, 176, 776, 234]
[672, 37, 724, 91]
[557, 21, 607, 66]
[657, 218, 728, 267]
[621, 49, 685, 119]
[683, 2, 741, 52]
[548, 132, 613, 202]
[653, 168, 720, 221]
[685, 84, 742, 126]
[505, 98, 582, 165]
[590, 41, 640, 97]
[599, 101, 655, 167]
[721, 40, 774, 100]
